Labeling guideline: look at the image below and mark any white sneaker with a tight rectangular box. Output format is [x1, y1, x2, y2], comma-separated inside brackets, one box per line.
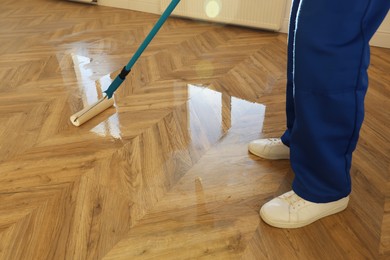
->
[260, 191, 349, 228]
[248, 138, 290, 160]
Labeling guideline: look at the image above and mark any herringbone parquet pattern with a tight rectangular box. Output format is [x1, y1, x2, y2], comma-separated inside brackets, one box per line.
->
[0, 0, 389, 259]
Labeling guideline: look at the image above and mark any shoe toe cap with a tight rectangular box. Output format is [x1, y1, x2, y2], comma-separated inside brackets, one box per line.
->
[248, 140, 267, 155]
[260, 198, 291, 223]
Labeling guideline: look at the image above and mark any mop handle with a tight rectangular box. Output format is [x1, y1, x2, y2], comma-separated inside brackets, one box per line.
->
[105, 0, 181, 98]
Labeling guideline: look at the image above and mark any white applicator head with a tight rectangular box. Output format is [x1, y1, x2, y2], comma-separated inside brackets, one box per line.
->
[70, 96, 114, 126]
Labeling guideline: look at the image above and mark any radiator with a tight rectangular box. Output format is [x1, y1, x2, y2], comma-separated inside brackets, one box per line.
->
[161, 0, 286, 31]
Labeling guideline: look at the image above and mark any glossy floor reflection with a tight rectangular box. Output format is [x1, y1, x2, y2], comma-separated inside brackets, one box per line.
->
[71, 50, 266, 146]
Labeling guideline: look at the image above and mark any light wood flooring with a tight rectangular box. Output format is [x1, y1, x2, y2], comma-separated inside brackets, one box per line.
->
[0, 0, 389, 259]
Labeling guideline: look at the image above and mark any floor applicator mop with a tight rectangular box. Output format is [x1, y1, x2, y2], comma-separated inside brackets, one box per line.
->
[70, 0, 181, 126]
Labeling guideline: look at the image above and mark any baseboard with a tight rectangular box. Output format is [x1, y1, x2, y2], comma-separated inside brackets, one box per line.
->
[99, 0, 128, 9]
[99, 0, 160, 14]
[280, 18, 289, 33]
[370, 30, 390, 48]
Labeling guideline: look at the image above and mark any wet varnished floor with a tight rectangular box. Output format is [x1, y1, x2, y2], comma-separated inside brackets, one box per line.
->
[0, 0, 389, 259]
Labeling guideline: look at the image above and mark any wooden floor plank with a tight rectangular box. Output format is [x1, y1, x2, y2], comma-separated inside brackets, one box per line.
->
[0, 0, 389, 259]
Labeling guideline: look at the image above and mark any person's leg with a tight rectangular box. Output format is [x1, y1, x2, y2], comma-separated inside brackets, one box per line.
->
[248, 0, 301, 159]
[280, 0, 301, 147]
[290, 0, 389, 203]
[260, 0, 389, 228]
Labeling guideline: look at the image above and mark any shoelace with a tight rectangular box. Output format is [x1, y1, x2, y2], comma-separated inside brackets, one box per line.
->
[267, 138, 281, 144]
[268, 138, 282, 145]
[281, 192, 307, 210]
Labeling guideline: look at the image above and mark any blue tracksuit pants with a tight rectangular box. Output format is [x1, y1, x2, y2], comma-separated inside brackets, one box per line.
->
[280, 0, 390, 203]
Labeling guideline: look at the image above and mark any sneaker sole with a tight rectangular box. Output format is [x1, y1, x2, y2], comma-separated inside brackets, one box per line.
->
[260, 199, 349, 229]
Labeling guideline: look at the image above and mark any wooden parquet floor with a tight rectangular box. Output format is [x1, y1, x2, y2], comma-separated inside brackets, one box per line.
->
[0, 0, 389, 259]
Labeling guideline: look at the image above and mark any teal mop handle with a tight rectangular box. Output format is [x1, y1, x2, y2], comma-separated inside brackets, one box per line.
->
[105, 0, 181, 98]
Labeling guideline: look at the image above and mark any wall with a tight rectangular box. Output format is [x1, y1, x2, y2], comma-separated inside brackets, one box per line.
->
[280, 0, 291, 33]
[99, 0, 161, 14]
[371, 12, 390, 48]
[99, 0, 389, 48]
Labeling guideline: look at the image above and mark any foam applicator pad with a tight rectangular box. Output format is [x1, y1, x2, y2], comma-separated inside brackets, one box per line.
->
[70, 96, 114, 126]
